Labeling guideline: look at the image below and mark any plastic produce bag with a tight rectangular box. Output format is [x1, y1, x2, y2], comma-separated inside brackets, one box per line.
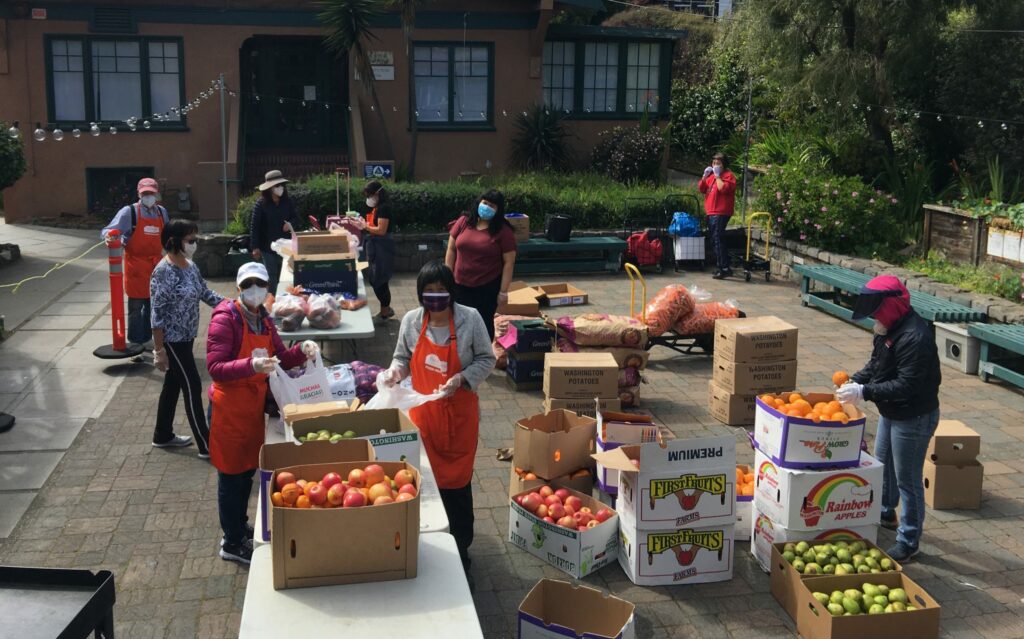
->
[336, 292, 368, 311]
[306, 294, 342, 329]
[350, 361, 384, 404]
[673, 300, 740, 335]
[272, 293, 309, 332]
[326, 364, 357, 400]
[641, 285, 696, 337]
[669, 212, 701, 237]
[268, 352, 331, 410]
[363, 371, 446, 411]
[688, 285, 713, 303]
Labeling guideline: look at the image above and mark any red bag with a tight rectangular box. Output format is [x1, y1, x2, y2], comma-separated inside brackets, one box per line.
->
[626, 231, 663, 267]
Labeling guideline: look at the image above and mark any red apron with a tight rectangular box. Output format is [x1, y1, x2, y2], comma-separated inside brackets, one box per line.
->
[124, 203, 164, 299]
[209, 302, 274, 474]
[408, 314, 480, 489]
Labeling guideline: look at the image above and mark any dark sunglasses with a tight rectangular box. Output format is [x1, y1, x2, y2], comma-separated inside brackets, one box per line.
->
[239, 279, 269, 290]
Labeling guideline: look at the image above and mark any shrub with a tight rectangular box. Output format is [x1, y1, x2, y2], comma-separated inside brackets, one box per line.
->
[903, 251, 1023, 302]
[0, 121, 27, 191]
[510, 104, 574, 172]
[669, 45, 746, 161]
[755, 164, 902, 256]
[590, 126, 666, 185]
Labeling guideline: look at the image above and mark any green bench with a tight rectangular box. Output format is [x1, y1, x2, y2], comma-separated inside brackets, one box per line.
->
[793, 264, 986, 329]
[967, 323, 1024, 388]
[444, 236, 627, 274]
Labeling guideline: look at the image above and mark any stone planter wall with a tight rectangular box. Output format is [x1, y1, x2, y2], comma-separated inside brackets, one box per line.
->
[749, 229, 1024, 324]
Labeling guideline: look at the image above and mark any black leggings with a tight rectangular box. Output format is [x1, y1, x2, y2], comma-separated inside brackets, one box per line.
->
[366, 235, 395, 309]
[455, 276, 501, 341]
[439, 483, 474, 569]
[155, 340, 211, 454]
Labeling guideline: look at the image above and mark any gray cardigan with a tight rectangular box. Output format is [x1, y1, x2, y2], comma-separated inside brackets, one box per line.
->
[390, 303, 496, 391]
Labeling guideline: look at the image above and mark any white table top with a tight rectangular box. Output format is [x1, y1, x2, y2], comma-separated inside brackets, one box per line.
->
[256, 421, 450, 543]
[240, 533, 482, 639]
[275, 264, 375, 341]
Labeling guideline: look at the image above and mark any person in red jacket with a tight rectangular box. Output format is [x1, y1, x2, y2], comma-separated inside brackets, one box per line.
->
[698, 153, 737, 279]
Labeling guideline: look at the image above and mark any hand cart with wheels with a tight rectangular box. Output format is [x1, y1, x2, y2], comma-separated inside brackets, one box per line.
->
[664, 193, 705, 272]
[742, 212, 772, 282]
[625, 263, 745, 357]
[620, 196, 667, 273]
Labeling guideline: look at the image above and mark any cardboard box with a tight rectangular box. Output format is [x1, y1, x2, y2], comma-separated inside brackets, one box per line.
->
[537, 284, 589, 307]
[735, 499, 752, 541]
[514, 410, 597, 481]
[507, 350, 546, 384]
[711, 356, 798, 395]
[593, 435, 736, 530]
[293, 255, 358, 295]
[617, 511, 734, 586]
[509, 465, 594, 499]
[543, 397, 621, 419]
[498, 281, 543, 316]
[926, 420, 981, 465]
[507, 375, 543, 392]
[270, 460, 419, 589]
[291, 229, 351, 256]
[923, 459, 983, 509]
[506, 213, 530, 244]
[753, 449, 883, 532]
[499, 320, 556, 354]
[754, 394, 866, 470]
[517, 579, 635, 639]
[284, 405, 420, 465]
[544, 353, 618, 400]
[595, 409, 661, 496]
[750, 506, 879, 572]
[257, 439, 374, 544]
[714, 316, 798, 363]
[508, 486, 619, 579]
[785, 572, 940, 639]
[707, 381, 757, 426]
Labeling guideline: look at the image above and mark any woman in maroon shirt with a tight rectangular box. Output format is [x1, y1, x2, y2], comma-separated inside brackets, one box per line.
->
[444, 190, 517, 340]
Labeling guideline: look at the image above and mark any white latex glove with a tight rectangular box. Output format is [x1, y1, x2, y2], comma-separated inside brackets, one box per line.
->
[702, 166, 714, 179]
[252, 356, 278, 374]
[283, 221, 294, 233]
[713, 165, 723, 178]
[380, 366, 403, 388]
[836, 382, 864, 405]
[301, 340, 320, 360]
[438, 373, 464, 397]
[154, 349, 168, 372]
[103, 232, 118, 247]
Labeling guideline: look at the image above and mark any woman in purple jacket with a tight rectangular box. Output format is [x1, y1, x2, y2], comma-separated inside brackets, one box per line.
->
[206, 262, 319, 564]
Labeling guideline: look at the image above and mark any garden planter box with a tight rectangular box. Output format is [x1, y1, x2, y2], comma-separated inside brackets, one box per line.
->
[985, 225, 1024, 265]
[754, 394, 866, 469]
[922, 204, 986, 266]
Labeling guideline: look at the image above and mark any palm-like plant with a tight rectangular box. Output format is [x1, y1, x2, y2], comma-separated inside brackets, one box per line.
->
[510, 105, 574, 172]
[392, 0, 429, 180]
[319, 0, 395, 164]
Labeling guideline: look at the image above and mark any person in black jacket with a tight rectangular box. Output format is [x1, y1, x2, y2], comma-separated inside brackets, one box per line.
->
[249, 170, 298, 296]
[363, 180, 396, 322]
[836, 275, 941, 562]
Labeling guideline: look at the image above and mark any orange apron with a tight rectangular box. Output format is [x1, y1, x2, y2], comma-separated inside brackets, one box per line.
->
[366, 207, 379, 227]
[124, 203, 164, 299]
[209, 302, 274, 474]
[408, 314, 480, 489]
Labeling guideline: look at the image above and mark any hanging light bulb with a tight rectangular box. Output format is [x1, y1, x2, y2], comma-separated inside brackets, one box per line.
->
[370, 105, 376, 111]
[128, 122, 137, 131]
[522, 111, 528, 117]
[109, 126, 117, 135]
[852, 103, 858, 110]
[255, 95, 261, 102]
[1002, 123, 1009, 131]
[480, 111, 485, 119]
[279, 97, 284, 104]
[347, 106, 352, 112]
[32, 124, 46, 142]
[414, 110, 419, 118]
[324, 103, 330, 110]
[501, 110, 507, 117]
[392, 105, 398, 112]
[914, 112, 921, 119]
[72, 128, 81, 138]
[457, 111, 463, 119]
[143, 120, 151, 129]
[936, 115, 942, 122]
[90, 123, 101, 136]
[301, 101, 307, 107]
[977, 120, 984, 128]
[6, 121, 19, 139]
[52, 127, 64, 141]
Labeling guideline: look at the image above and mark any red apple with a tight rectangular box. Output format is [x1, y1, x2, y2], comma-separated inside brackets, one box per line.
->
[595, 508, 613, 523]
[343, 490, 366, 508]
[364, 464, 386, 487]
[578, 512, 594, 525]
[556, 515, 576, 528]
[321, 472, 343, 491]
[554, 488, 571, 502]
[543, 516, 555, 524]
[513, 495, 525, 506]
[347, 468, 367, 488]
[521, 493, 543, 513]
[544, 495, 562, 508]
[577, 526, 588, 531]
[536, 504, 548, 518]
[307, 483, 327, 506]
[564, 495, 583, 513]
[373, 495, 395, 505]
[587, 520, 599, 529]
[394, 469, 415, 488]
[573, 512, 583, 523]
[579, 506, 592, 515]
[398, 483, 418, 498]
[296, 479, 308, 490]
[539, 486, 554, 498]
[368, 482, 393, 503]
[548, 503, 566, 520]
[276, 471, 296, 490]
[524, 472, 537, 480]
[564, 504, 576, 517]
[326, 483, 346, 507]
[396, 492, 414, 502]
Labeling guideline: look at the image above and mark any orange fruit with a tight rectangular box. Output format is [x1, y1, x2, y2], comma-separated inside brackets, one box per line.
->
[759, 394, 775, 404]
[792, 399, 812, 412]
[813, 402, 829, 413]
[296, 495, 311, 509]
[744, 472, 754, 484]
[826, 400, 843, 414]
[786, 408, 804, 417]
[829, 411, 848, 422]
[271, 492, 284, 507]
[280, 483, 301, 505]
[736, 468, 745, 485]
[788, 392, 804, 404]
[832, 371, 850, 387]
[740, 484, 754, 496]
[809, 413, 822, 423]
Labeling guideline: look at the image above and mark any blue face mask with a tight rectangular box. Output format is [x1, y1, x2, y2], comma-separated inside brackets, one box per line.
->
[478, 203, 496, 220]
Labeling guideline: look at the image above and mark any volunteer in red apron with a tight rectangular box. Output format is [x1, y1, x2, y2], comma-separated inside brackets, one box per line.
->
[101, 177, 169, 351]
[381, 261, 496, 576]
[206, 262, 318, 565]
[362, 180, 396, 323]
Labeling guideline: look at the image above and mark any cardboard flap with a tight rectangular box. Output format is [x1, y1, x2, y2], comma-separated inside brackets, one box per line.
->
[507, 281, 543, 302]
[283, 401, 353, 421]
[259, 439, 375, 470]
[519, 579, 635, 639]
[591, 445, 642, 472]
[517, 410, 596, 436]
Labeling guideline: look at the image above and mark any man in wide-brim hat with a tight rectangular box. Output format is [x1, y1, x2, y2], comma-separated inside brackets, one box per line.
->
[249, 170, 297, 297]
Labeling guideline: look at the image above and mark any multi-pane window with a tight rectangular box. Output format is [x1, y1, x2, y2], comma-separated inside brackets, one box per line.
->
[542, 42, 574, 112]
[414, 43, 492, 125]
[543, 40, 666, 117]
[626, 43, 662, 112]
[46, 36, 184, 126]
[583, 43, 618, 114]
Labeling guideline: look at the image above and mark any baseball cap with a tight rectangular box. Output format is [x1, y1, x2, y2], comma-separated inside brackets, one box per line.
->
[236, 262, 269, 286]
[137, 177, 159, 194]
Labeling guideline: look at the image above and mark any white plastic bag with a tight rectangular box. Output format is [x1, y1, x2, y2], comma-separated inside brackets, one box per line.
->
[326, 364, 357, 401]
[268, 352, 331, 409]
[363, 371, 445, 411]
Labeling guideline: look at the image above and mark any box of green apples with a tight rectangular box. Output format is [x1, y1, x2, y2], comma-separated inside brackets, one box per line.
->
[793, 572, 940, 638]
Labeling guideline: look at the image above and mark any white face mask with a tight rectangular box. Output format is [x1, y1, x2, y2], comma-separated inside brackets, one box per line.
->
[872, 320, 888, 336]
[241, 286, 268, 308]
[183, 240, 198, 258]
[366, 196, 378, 208]
[272, 186, 285, 197]
[141, 194, 157, 208]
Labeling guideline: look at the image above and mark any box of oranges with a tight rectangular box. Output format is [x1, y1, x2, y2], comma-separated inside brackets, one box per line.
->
[735, 464, 755, 541]
[754, 392, 866, 470]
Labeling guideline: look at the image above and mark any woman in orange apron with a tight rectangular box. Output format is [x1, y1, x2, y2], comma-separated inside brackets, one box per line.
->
[381, 261, 496, 575]
[205, 262, 318, 564]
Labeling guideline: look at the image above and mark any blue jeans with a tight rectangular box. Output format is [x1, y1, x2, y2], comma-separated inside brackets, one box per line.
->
[873, 409, 940, 549]
[127, 297, 152, 345]
[707, 214, 732, 271]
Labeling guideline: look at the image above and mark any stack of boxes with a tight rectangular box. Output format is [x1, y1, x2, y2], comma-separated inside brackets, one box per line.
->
[290, 230, 358, 295]
[924, 420, 984, 509]
[542, 352, 618, 414]
[594, 433, 737, 585]
[500, 319, 556, 392]
[708, 316, 799, 426]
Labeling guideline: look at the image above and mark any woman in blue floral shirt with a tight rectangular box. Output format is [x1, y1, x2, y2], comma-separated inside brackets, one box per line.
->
[150, 219, 224, 457]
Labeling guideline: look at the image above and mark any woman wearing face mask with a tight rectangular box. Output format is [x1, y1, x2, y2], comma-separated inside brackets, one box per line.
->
[250, 170, 298, 296]
[362, 180, 396, 322]
[206, 262, 319, 564]
[150, 219, 225, 457]
[380, 260, 495, 580]
[444, 190, 517, 340]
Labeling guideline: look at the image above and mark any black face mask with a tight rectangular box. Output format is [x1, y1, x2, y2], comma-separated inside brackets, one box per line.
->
[421, 292, 450, 312]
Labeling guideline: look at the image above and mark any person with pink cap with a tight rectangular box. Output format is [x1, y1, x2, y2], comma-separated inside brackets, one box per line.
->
[836, 274, 941, 562]
[101, 177, 169, 353]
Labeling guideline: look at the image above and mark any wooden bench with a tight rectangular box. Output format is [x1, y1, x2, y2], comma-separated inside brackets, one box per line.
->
[793, 264, 986, 329]
[967, 323, 1024, 388]
[444, 236, 626, 274]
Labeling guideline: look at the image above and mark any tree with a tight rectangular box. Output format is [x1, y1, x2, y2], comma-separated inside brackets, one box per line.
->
[320, 0, 396, 165]
[0, 122, 27, 192]
[392, 0, 430, 181]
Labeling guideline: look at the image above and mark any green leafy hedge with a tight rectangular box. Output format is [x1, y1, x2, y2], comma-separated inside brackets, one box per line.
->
[227, 173, 692, 234]
[903, 251, 1023, 302]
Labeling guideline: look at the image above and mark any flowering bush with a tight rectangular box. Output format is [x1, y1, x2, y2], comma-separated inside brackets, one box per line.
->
[755, 165, 902, 255]
[591, 126, 666, 185]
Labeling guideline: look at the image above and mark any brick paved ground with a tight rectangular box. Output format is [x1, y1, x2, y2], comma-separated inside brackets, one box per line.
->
[2, 269, 1024, 638]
